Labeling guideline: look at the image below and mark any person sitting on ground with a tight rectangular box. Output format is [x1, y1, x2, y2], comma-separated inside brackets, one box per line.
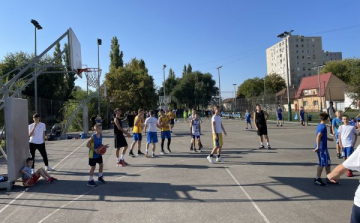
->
[21, 158, 57, 187]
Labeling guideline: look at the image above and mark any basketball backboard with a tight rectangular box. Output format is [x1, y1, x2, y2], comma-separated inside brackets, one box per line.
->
[68, 28, 82, 78]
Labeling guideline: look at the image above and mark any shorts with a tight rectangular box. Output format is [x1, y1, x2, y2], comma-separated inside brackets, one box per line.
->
[257, 124, 268, 136]
[89, 156, 103, 167]
[351, 204, 360, 223]
[300, 116, 304, 121]
[114, 134, 127, 148]
[192, 134, 200, 139]
[342, 147, 354, 158]
[161, 131, 171, 139]
[335, 134, 339, 144]
[317, 149, 331, 167]
[23, 174, 40, 186]
[147, 132, 158, 143]
[133, 133, 142, 141]
[213, 133, 223, 147]
[170, 119, 175, 125]
[246, 119, 251, 124]
[277, 115, 283, 120]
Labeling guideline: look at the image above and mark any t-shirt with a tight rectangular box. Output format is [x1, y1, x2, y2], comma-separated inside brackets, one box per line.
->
[145, 117, 158, 132]
[22, 166, 32, 180]
[300, 110, 305, 118]
[332, 117, 342, 135]
[133, 115, 143, 133]
[277, 108, 283, 115]
[245, 112, 251, 121]
[89, 133, 102, 159]
[314, 123, 327, 150]
[338, 125, 357, 147]
[168, 112, 175, 119]
[212, 115, 222, 133]
[29, 122, 46, 144]
[159, 115, 170, 131]
[192, 119, 201, 135]
[342, 145, 360, 207]
[328, 106, 336, 119]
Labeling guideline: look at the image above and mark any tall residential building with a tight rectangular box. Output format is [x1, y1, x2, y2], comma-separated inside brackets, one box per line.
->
[266, 35, 342, 87]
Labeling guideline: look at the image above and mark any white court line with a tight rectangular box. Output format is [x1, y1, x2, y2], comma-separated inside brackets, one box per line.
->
[0, 140, 87, 216]
[38, 159, 186, 223]
[225, 167, 271, 223]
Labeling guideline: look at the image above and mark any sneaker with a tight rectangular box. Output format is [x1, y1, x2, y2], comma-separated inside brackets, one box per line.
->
[337, 153, 341, 159]
[46, 178, 54, 184]
[194, 149, 198, 153]
[87, 180, 97, 187]
[98, 176, 106, 184]
[259, 145, 265, 149]
[190, 146, 193, 151]
[145, 152, 149, 158]
[117, 159, 125, 167]
[267, 145, 272, 150]
[246, 127, 248, 129]
[314, 178, 327, 186]
[123, 160, 129, 166]
[129, 150, 135, 156]
[348, 170, 354, 177]
[207, 155, 214, 164]
[198, 149, 202, 153]
[280, 125, 283, 127]
[49, 177, 57, 182]
[199, 144, 203, 150]
[276, 125, 279, 127]
[167, 148, 172, 153]
[138, 151, 145, 155]
[216, 157, 223, 162]
[326, 178, 339, 185]
[151, 153, 156, 158]
[46, 166, 56, 171]
[160, 150, 166, 155]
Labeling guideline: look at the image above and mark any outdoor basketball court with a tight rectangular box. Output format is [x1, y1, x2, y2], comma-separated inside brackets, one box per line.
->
[0, 119, 357, 223]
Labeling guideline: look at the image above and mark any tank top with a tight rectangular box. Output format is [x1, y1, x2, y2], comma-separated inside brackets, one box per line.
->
[160, 115, 170, 131]
[114, 117, 123, 134]
[255, 110, 266, 125]
[90, 133, 102, 159]
[192, 119, 200, 135]
[133, 115, 143, 133]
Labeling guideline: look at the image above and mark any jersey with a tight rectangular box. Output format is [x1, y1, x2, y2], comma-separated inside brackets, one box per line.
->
[90, 133, 102, 159]
[114, 117, 123, 134]
[192, 119, 201, 135]
[255, 110, 266, 125]
[159, 115, 170, 131]
[315, 123, 328, 151]
[332, 117, 342, 136]
[168, 112, 175, 120]
[245, 112, 251, 121]
[133, 115, 144, 133]
[300, 110, 305, 118]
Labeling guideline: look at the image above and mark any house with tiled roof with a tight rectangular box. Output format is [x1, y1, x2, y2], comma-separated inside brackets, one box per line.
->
[294, 72, 348, 112]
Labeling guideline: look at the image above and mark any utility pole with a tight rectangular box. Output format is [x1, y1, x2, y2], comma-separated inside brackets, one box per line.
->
[217, 66, 222, 108]
[31, 19, 42, 113]
[163, 64, 167, 109]
[311, 65, 325, 111]
[97, 38, 102, 116]
[233, 84, 237, 112]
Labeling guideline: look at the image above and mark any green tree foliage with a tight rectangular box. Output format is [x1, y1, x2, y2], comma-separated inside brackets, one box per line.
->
[237, 77, 264, 98]
[105, 58, 157, 111]
[62, 43, 77, 100]
[187, 63, 192, 74]
[182, 65, 187, 76]
[264, 73, 286, 94]
[109, 37, 124, 71]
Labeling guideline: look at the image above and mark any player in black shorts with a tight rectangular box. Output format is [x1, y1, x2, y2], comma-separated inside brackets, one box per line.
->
[254, 104, 271, 149]
[114, 108, 132, 166]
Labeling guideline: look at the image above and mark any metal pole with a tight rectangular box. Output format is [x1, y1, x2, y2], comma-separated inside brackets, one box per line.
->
[163, 65, 166, 108]
[285, 36, 292, 121]
[233, 84, 236, 112]
[98, 43, 100, 116]
[318, 68, 322, 111]
[34, 27, 38, 113]
[217, 66, 222, 108]
[263, 76, 266, 105]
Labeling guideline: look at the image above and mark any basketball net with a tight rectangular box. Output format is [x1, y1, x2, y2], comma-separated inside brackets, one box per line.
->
[78, 68, 102, 89]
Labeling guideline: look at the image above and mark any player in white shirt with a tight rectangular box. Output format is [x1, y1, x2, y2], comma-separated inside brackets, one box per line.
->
[28, 113, 55, 171]
[144, 110, 160, 157]
[338, 114, 358, 177]
[190, 113, 202, 152]
[207, 106, 227, 163]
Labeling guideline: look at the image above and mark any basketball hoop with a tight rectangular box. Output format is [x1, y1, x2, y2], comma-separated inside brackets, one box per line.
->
[78, 68, 102, 89]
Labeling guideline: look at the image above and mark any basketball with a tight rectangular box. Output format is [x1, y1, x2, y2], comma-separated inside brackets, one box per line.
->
[96, 144, 109, 155]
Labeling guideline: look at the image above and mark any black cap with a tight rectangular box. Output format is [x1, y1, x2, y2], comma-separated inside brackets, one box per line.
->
[33, 113, 40, 118]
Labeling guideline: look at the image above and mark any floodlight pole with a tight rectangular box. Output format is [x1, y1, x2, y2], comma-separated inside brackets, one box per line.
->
[311, 65, 325, 111]
[163, 64, 167, 108]
[31, 19, 42, 113]
[217, 66, 222, 108]
[233, 84, 237, 112]
[97, 39, 102, 116]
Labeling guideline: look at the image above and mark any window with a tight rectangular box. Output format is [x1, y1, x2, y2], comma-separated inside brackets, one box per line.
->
[303, 67, 306, 71]
[304, 101, 308, 106]
[302, 56, 305, 59]
[313, 44, 315, 47]
[301, 44, 304, 47]
[296, 45, 298, 47]
[313, 55, 316, 59]
[313, 101, 318, 106]
[297, 56, 299, 59]
[296, 50, 298, 53]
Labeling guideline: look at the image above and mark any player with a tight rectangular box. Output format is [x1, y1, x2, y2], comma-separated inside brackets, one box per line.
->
[113, 108, 132, 166]
[245, 109, 252, 129]
[338, 114, 358, 177]
[276, 105, 284, 127]
[159, 109, 172, 154]
[168, 110, 175, 133]
[299, 106, 305, 126]
[21, 158, 57, 187]
[129, 109, 145, 156]
[190, 113, 202, 152]
[327, 101, 336, 135]
[313, 112, 334, 186]
[86, 123, 106, 187]
[207, 106, 227, 163]
[144, 110, 161, 157]
[332, 111, 343, 159]
[254, 105, 271, 149]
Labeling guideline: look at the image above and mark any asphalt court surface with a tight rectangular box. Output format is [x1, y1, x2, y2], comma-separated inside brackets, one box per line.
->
[0, 119, 359, 223]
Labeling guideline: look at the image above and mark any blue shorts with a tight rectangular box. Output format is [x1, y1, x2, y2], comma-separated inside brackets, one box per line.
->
[335, 134, 339, 144]
[133, 133, 142, 141]
[147, 132, 158, 143]
[300, 115, 304, 121]
[342, 147, 354, 158]
[277, 115, 283, 120]
[192, 134, 200, 139]
[161, 131, 171, 139]
[317, 149, 331, 166]
[246, 119, 251, 124]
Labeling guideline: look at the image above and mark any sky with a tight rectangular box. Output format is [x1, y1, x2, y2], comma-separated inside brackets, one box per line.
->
[1, 0, 360, 99]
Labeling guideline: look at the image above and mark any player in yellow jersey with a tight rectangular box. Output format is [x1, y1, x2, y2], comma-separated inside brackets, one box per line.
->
[129, 109, 145, 156]
[159, 109, 171, 154]
[167, 110, 175, 133]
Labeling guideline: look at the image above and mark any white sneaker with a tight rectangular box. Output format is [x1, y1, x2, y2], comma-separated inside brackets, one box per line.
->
[46, 166, 56, 171]
[160, 151, 165, 155]
[207, 155, 214, 164]
[151, 153, 156, 158]
[216, 157, 223, 162]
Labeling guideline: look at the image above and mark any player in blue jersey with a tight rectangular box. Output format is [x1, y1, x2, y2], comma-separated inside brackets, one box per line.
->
[276, 105, 284, 127]
[245, 109, 252, 129]
[332, 111, 343, 159]
[314, 112, 334, 186]
[299, 106, 305, 126]
[86, 123, 106, 187]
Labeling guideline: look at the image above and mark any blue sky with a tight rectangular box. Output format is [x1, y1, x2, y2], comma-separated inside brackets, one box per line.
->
[1, 0, 360, 99]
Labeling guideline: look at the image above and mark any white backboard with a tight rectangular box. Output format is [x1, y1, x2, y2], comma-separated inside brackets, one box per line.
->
[68, 28, 82, 78]
[159, 96, 171, 104]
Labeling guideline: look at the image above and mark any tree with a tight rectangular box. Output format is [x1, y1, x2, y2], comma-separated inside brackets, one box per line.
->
[264, 73, 286, 94]
[158, 68, 179, 96]
[187, 63, 192, 74]
[237, 77, 264, 98]
[109, 37, 124, 71]
[182, 65, 187, 77]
